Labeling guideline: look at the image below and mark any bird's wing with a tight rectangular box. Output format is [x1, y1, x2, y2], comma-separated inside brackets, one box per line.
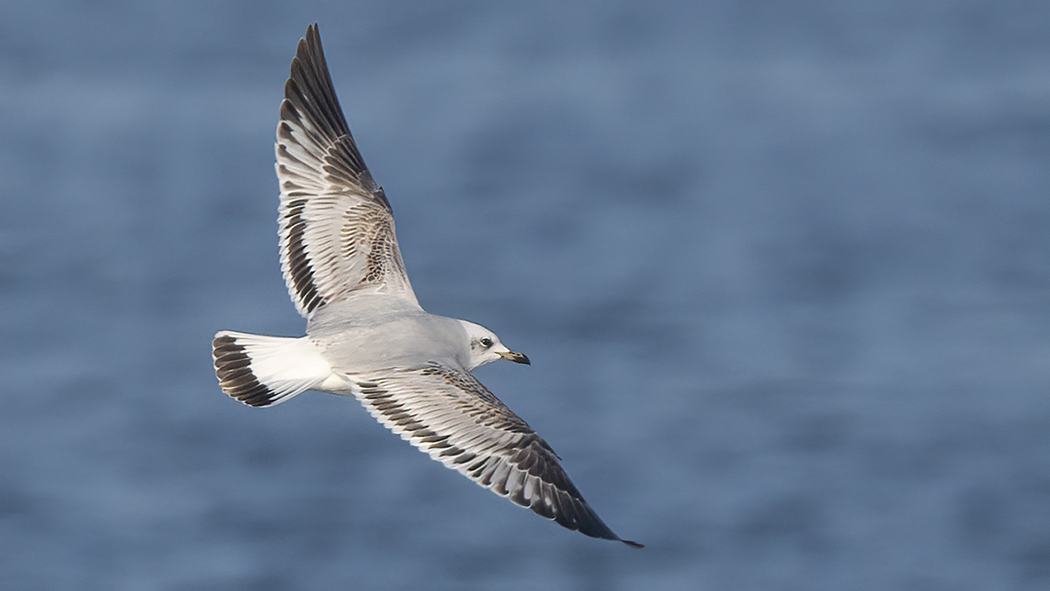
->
[276, 24, 418, 318]
[351, 362, 641, 547]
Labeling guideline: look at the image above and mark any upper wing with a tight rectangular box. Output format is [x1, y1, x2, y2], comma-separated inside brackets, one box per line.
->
[353, 362, 641, 547]
[276, 24, 418, 318]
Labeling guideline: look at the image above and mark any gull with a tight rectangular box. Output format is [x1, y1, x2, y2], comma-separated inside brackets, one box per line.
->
[212, 24, 641, 548]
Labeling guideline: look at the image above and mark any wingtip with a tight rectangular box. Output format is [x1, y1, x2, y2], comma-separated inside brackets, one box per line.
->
[621, 538, 644, 549]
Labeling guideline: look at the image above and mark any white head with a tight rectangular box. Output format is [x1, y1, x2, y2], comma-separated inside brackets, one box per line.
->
[457, 320, 530, 371]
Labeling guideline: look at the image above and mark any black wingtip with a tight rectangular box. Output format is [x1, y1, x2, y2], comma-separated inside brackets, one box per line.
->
[621, 538, 644, 549]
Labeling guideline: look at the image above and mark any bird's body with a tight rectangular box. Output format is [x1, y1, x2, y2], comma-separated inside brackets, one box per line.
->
[310, 298, 467, 372]
[212, 23, 640, 548]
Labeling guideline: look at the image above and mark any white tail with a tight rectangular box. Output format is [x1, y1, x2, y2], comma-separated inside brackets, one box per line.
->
[212, 331, 334, 407]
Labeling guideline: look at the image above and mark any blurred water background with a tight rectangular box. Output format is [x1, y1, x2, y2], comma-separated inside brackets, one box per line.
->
[2, 1, 1049, 589]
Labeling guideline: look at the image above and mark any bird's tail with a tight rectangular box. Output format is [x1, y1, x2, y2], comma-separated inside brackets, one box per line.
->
[212, 331, 334, 407]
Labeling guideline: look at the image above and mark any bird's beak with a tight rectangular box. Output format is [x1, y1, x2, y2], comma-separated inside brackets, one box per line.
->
[497, 350, 531, 365]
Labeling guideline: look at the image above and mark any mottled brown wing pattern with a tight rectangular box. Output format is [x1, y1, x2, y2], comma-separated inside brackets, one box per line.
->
[276, 24, 416, 318]
[354, 363, 640, 546]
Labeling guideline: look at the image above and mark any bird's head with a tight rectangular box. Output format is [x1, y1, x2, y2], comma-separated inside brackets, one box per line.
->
[458, 320, 530, 371]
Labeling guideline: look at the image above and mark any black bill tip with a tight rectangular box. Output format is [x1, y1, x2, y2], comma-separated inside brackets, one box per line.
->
[499, 350, 531, 365]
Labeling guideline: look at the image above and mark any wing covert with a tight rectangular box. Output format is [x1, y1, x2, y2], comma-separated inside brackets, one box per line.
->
[276, 24, 417, 317]
[353, 363, 640, 546]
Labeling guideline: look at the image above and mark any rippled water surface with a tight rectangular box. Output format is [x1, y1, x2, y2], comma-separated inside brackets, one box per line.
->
[2, 2, 1049, 589]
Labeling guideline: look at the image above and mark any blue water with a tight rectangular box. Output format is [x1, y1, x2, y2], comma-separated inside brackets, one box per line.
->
[3, 1, 1049, 589]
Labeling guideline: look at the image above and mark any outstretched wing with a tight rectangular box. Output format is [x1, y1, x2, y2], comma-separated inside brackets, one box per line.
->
[353, 363, 642, 547]
[276, 24, 418, 317]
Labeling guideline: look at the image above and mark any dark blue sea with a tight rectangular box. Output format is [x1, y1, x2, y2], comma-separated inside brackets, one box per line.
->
[3, 1, 1049, 589]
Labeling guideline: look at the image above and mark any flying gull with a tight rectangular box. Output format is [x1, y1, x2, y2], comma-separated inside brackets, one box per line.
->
[212, 23, 641, 548]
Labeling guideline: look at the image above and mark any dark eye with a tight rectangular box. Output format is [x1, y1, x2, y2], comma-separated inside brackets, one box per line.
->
[479, 337, 493, 348]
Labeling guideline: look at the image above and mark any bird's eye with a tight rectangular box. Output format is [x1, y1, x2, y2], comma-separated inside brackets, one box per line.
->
[479, 337, 493, 348]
